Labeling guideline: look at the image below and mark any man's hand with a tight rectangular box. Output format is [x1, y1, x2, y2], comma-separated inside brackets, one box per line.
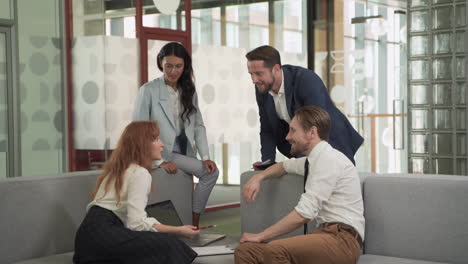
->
[203, 160, 217, 174]
[242, 175, 262, 204]
[240, 232, 265, 243]
[177, 225, 200, 239]
[160, 161, 177, 174]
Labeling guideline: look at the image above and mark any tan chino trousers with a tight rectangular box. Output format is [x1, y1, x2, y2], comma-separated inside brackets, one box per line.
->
[235, 225, 361, 264]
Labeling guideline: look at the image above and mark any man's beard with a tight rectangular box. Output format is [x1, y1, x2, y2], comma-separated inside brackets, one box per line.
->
[256, 75, 276, 94]
[290, 142, 306, 156]
[257, 83, 272, 94]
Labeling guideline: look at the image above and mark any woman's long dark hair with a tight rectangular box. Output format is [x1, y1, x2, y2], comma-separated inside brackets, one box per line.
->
[157, 42, 197, 122]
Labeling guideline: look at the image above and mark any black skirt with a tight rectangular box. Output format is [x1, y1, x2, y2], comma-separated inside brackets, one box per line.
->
[73, 206, 197, 264]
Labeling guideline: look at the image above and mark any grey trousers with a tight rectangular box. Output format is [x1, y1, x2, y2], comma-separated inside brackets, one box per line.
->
[169, 140, 219, 214]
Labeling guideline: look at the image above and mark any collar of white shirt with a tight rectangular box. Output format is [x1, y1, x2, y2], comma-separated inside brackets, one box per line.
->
[307, 141, 328, 165]
[268, 69, 285, 97]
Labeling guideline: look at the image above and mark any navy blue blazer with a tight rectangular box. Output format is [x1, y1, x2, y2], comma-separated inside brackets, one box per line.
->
[256, 65, 364, 164]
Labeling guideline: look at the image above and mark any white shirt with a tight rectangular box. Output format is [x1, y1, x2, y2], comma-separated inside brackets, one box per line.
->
[283, 141, 365, 239]
[269, 70, 291, 123]
[166, 85, 183, 136]
[87, 164, 160, 232]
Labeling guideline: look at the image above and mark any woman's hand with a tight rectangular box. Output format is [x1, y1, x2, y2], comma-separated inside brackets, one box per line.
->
[177, 225, 200, 239]
[203, 160, 217, 174]
[160, 161, 177, 174]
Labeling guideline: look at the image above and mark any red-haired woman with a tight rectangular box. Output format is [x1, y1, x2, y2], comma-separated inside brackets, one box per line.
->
[73, 121, 198, 264]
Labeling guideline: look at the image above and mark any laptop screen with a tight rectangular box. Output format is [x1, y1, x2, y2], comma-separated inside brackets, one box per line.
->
[146, 200, 183, 226]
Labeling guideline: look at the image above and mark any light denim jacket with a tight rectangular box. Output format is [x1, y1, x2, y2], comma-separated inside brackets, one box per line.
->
[132, 77, 210, 163]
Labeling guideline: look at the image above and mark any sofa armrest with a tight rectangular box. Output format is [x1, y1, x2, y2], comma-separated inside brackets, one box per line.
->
[240, 171, 316, 240]
[148, 168, 193, 225]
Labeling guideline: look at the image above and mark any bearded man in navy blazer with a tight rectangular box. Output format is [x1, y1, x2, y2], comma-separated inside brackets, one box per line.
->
[246, 45, 363, 165]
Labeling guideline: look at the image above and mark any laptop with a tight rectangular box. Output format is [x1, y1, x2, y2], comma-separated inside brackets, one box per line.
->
[146, 200, 226, 247]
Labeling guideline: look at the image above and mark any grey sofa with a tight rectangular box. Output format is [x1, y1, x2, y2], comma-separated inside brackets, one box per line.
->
[0, 168, 193, 264]
[241, 171, 468, 264]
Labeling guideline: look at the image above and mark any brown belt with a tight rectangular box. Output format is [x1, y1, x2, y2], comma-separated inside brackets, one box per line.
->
[319, 222, 363, 248]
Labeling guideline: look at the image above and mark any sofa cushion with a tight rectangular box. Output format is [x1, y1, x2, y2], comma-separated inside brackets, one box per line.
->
[0, 171, 100, 264]
[358, 254, 448, 264]
[0, 168, 193, 264]
[13, 252, 74, 264]
[363, 174, 468, 263]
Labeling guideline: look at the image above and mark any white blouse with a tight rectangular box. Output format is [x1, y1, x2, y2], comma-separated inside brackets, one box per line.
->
[87, 164, 160, 232]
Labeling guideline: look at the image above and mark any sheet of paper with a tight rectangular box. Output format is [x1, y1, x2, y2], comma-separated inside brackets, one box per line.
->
[192, 245, 234, 256]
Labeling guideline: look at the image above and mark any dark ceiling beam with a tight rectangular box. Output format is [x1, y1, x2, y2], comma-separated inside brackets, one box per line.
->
[105, 0, 269, 12]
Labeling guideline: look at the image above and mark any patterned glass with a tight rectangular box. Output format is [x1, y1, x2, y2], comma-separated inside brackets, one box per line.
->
[432, 133, 453, 155]
[433, 109, 452, 129]
[410, 84, 430, 105]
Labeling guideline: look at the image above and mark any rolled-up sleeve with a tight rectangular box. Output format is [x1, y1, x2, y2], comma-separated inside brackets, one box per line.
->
[294, 158, 340, 220]
[282, 157, 307, 176]
[126, 168, 161, 231]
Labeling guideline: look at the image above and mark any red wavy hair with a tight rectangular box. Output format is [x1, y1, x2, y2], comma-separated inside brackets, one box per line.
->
[91, 121, 160, 205]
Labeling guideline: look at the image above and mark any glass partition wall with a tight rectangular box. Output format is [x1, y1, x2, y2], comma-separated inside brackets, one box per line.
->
[0, 0, 66, 178]
[313, 0, 408, 173]
[71, 0, 307, 184]
[3, 0, 466, 178]
[408, 0, 467, 174]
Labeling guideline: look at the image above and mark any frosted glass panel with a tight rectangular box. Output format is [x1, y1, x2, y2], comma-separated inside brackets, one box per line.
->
[433, 109, 452, 129]
[432, 133, 452, 155]
[456, 56, 465, 79]
[411, 134, 429, 153]
[433, 158, 453, 174]
[73, 36, 139, 150]
[411, 60, 429, 80]
[0, 32, 7, 178]
[411, 35, 430, 56]
[411, 109, 429, 129]
[17, 0, 66, 176]
[410, 0, 430, 7]
[433, 33, 452, 54]
[411, 158, 429, 174]
[457, 159, 466, 175]
[457, 134, 466, 155]
[456, 31, 465, 53]
[433, 83, 451, 105]
[433, 7, 453, 29]
[433, 58, 452, 80]
[410, 85, 430, 105]
[455, 5, 466, 27]
[0, 0, 11, 19]
[411, 10, 429, 32]
[147, 39, 171, 79]
[456, 108, 466, 129]
[455, 82, 466, 105]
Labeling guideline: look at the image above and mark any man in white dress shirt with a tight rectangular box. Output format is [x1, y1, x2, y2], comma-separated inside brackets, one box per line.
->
[235, 105, 365, 264]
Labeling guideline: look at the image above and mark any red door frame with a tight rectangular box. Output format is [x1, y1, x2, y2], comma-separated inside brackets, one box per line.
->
[136, 0, 192, 85]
